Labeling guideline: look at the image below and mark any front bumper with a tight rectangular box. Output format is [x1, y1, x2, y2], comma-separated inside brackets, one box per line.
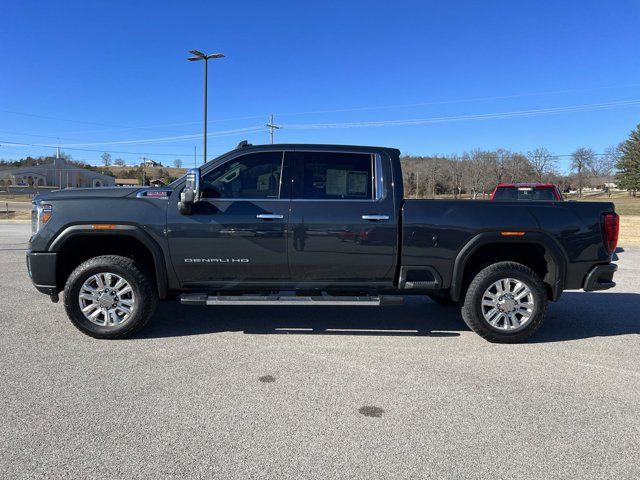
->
[26, 251, 58, 295]
[583, 263, 617, 292]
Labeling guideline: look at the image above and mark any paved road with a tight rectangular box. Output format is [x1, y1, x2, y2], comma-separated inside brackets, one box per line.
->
[1, 221, 638, 479]
[0, 201, 31, 213]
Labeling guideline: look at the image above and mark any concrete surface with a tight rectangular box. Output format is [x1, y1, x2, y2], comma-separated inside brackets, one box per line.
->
[0, 201, 31, 212]
[1, 221, 638, 479]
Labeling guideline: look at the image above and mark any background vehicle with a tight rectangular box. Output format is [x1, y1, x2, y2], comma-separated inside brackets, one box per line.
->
[26, 143, 618, 343]
[490, 182, 563, 201]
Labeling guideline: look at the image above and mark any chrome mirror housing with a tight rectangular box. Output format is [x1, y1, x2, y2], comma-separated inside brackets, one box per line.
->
[178, 168, 201, 215]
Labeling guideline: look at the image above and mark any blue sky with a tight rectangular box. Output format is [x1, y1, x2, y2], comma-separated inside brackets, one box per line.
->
[1, 0, 639, 171]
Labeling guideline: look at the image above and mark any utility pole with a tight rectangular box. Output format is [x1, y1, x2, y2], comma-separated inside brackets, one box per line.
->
[265, 114, 281, 144]
[187, 50, 225, 165]
[56, 143, 62, 189]
[140, 157, 146, 186]
[193, 146, 197, 167]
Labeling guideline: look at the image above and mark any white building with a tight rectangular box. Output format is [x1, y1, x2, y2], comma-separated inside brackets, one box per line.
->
[0, 157, 115, 188]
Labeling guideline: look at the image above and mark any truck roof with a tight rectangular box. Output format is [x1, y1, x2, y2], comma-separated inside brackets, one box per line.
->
[232, 141, 401, 156]
[495, 182, 558, 188]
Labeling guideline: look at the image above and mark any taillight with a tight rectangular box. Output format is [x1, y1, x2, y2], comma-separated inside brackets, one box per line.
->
[602, 212, 619, 254]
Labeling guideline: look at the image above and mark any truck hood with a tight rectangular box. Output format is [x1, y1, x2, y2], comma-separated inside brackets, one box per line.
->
[33, 187, 144, 203]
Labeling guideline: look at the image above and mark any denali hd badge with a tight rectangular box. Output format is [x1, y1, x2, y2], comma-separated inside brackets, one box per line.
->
[184, 258, 249, 263]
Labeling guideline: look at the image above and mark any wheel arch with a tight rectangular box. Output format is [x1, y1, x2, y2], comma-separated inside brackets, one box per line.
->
[48, 225, 169, 299]
[450, 232, 568, 302]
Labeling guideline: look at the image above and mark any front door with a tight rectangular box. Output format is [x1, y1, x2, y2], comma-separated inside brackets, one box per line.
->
[167, 150, 290, 288]
[287, 149, 397, 286]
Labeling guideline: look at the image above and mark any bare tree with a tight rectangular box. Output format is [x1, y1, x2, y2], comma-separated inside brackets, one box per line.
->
[593, 145, 619, 178]
[101, 152, 112, 167]
[447, 155, 464, 199]
[505, 152, 532, 183]
[491, 149, 509, 184]
[571, 147, 596, 197]
[114, 158, 125, 167]
[465, 150, 487, 199]
[173, 158, 183, 168]
[527, 147, 557, 182]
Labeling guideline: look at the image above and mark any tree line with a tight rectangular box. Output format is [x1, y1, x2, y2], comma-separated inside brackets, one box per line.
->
[402, 123, 640, 198]
[3, 124, 640, 195]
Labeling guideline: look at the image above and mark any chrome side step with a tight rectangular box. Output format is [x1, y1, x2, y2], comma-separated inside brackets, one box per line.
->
[180, 294, 403, 306]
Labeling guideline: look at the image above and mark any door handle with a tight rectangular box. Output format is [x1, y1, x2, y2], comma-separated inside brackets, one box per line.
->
[362, 214, 390, 221]
[256, 213, 284, 220]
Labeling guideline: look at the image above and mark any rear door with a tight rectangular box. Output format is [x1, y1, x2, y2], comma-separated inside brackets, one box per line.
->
[167, 150, 290, 287]
[287, 149, 397, 286]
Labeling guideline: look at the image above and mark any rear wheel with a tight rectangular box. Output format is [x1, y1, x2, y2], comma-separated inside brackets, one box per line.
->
[63, 255, 157, 339]
[461, 261, 547, 343]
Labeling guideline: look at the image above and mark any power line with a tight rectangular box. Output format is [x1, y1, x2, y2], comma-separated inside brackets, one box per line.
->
[274, 82, 640, 117]
[4, 82, 640, 138]
[0, 127, 263, 151]
[281, 99, 640, 130]
[0, 141, 192, 157]
[0, 109, 130, 128]
[5, 99, 638, 151]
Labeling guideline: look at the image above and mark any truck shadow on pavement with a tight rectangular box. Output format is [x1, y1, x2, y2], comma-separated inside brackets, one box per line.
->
[136, 292, 640, 343]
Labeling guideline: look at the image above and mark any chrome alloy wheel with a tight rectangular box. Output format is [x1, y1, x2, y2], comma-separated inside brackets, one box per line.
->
[481, 278, 535, 331]
[78, 272, 135, 327]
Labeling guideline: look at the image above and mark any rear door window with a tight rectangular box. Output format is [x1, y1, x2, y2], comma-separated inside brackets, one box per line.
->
[293, 151, 374, 200]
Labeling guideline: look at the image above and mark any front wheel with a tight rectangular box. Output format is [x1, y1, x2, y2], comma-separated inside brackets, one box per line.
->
[461, 262, 548, 343]
[63, 255, 157, 339]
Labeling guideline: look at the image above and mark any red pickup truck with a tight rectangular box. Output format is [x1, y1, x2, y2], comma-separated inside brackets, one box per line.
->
[490, 183, 563, 201]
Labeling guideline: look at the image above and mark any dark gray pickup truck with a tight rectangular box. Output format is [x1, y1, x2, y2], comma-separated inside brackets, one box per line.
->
[27, 142, 619, 342]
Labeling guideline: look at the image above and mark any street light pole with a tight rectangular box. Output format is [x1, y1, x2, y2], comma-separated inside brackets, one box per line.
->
[188, 50, 225, 165]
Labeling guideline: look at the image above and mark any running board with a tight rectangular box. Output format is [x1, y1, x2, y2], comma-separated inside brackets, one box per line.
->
[180, 294, 403, 306]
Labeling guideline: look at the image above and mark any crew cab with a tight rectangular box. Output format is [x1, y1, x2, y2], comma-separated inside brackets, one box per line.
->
[27, 143, 619, 343]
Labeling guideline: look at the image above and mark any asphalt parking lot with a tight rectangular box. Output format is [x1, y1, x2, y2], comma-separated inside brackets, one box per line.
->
[1, 221, 638, 479]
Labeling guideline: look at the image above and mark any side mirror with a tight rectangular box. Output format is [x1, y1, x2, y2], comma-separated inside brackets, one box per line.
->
[178, 168, 201, 215]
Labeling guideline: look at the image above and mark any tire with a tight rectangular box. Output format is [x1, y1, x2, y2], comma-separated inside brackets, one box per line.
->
[427, 292, 457, 306]
[461, 261, 547, 343]
[63, 255, 157, 339]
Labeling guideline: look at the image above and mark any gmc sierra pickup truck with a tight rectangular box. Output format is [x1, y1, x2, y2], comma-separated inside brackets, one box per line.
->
[27, 142, 619, 343]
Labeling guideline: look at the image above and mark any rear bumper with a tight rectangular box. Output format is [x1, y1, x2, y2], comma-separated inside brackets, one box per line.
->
[583, 263, 617, 292]
[26, 251, 58, 295]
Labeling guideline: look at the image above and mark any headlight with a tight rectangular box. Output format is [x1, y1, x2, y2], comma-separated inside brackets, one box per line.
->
[32, 204, 52, 234]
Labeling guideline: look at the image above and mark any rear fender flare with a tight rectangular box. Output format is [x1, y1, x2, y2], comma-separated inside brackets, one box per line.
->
[449, 231, 568, 302]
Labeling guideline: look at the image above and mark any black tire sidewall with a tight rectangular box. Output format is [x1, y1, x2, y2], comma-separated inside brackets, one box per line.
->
[64, 256, 153, 338]
[463, 263, 547, 342]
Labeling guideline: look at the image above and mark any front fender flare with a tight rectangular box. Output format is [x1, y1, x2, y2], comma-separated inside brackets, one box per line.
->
[48, 224, 169, 299]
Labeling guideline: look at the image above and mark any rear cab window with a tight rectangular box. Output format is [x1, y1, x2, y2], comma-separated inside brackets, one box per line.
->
[494, 187, 557, 201]
[292, 151, 375, 200]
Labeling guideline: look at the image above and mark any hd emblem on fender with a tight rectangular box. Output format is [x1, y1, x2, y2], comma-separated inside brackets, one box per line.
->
[184, 258, 250, 263]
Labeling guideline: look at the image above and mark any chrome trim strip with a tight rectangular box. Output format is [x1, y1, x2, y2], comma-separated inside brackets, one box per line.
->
[203, 295, 382, 306]
[374, 153, 385, 201]
[136, 189, 172, 199]
[49, 224, 137, 251]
